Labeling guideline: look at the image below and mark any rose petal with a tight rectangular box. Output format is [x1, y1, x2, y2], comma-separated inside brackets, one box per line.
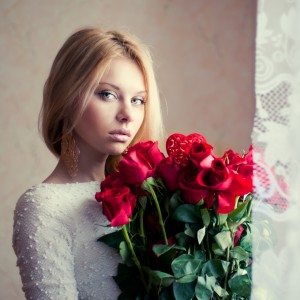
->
[217, 191, 237, 214]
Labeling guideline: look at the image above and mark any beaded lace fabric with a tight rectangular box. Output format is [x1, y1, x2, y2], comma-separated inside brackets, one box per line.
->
[252, 0, 300, 298]
[12, 181, 121, 300]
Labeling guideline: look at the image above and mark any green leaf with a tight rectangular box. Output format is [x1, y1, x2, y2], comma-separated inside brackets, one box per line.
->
[201, 259, 229, 279]
[246, 265, 252, 278]
[211, 243, 225, 256]
[213, 284, 229, 297]
[194, 250, 206, 261]
[200, 208, 210, 227]
[152, 244, 186, 257]
[239, 229, 252, 253]
[175, 274, 197, 283]
[184, 224, 196, 238]
[195, 276, 214, 300]
[113, 263, 144, 296]
[217, 214, 228, 226]
[228, 200, 251, 223]
[119, 241, 132, 265]
[97, 229, 123, 249]
[150, 270, 174, 287]
[227, 217, 248, 232]
[173, 281, 195, 300]
[214, 230, 232, 250]
[171, 254, 203, 278]
[228, 274, 251, 298]
[176, 232, 190, 247]
[197, 227, 206, 245]
[230, 246, 250, 261]
[170, 191, 183, 211]
[173, 204, 201, 223]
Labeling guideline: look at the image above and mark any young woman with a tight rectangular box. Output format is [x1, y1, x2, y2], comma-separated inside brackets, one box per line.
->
[12, 27, 165, 299]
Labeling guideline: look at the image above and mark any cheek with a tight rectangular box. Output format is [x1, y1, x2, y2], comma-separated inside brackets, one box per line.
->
[76, 102, 107, 135]
[136, 109, 145, 128]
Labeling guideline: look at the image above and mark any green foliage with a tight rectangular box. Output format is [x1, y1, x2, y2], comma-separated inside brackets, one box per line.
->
[153, 244, 186, 257]
[228, 273, 251, 298]
[173, 281, 195, 300]
[148, 270, 174, 287]
[99, 178, 256, 299]
[173, 204, 201, 223]
[171, 254, 203, 279]
[97, 229, 123, 249]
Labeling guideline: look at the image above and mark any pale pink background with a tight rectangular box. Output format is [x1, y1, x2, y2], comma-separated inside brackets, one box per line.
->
[0, 1, 256, 298]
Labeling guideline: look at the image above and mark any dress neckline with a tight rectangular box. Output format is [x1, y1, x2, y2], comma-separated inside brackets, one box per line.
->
[32, 180, 100, 188]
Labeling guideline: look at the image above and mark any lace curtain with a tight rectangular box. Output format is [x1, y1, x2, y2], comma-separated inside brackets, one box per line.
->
[252, 0, 300, 298]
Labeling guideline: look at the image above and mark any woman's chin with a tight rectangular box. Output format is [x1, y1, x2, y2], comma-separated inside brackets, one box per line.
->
[107, 144, 128, 155]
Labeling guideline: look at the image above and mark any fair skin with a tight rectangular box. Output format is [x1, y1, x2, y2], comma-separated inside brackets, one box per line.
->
[43, 56, 146, 184]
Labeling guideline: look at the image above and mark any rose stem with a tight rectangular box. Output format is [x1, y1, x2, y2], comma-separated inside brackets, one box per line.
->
[205, 233, 212, 260]
[139, 209, 146, 246]
[223, 221, 233, 298]
[148, 185, 168, 245]
[122, 226, 148, 292]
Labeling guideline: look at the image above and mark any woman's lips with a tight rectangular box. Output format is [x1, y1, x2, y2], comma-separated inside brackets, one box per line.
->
[109, 133, 130, 142]
[109, 129, 131, 142]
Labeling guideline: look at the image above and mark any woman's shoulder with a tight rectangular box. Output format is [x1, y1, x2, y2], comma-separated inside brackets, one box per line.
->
[13, 182, 80, 232]
[16, 182, 63, 206]
[14, 180, 73, 217]
[14, 185, 59, 219]
[12, 183, 79, 255]
[15, 179, 100, 210]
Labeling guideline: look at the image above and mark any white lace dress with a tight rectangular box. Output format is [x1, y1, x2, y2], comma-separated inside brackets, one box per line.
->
[12, 181, 122, 300]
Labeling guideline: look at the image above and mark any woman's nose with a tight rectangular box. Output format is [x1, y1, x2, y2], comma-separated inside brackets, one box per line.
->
[116, 101, 133, 123]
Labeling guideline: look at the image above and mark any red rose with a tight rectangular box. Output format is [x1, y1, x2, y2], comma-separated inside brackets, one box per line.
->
[195, 156, 253, 214]
[223, 147, 253, 195]
[178, 164, 213, 206]
[189, 141, 214, 168]
[196, 158, 239, 213]
[118, 141, 165, 186]
[222, 149, 245, 167]
[100, 172, 123, 190]
[196, 158, 232, 191]
[157, 156, 182, 191]
[95, 182, 137, 227]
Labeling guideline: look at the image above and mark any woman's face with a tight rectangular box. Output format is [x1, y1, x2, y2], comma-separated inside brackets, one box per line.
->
[74, 56, 146, 157]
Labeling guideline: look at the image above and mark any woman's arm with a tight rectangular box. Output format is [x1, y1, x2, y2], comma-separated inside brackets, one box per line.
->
[12, 189, 78, 300]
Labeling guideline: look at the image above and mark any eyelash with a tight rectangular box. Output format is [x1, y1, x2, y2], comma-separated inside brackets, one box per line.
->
[97, 90, 146, 105]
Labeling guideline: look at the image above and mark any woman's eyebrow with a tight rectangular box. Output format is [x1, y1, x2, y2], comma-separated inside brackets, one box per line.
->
[99, 82, 120, 90]
[98, 82, 146, 95]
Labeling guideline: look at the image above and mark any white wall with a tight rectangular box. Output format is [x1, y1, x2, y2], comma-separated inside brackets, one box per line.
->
[0, 1, 256, 298]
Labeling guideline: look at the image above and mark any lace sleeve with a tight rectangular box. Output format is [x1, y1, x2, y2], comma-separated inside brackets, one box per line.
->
[12, 189, 78, 300]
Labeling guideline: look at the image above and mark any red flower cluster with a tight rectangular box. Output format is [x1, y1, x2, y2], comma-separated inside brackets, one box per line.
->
[159, 133, 253, 213]
[95, 141, 165, 226]
[95, 133, 253, 226]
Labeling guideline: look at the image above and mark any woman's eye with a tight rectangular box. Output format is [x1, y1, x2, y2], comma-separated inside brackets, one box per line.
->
[132, 98, 145, 105]
[97, 90, 118, 101]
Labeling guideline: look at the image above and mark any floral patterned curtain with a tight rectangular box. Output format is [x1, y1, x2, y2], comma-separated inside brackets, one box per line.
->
[252, 0, 300, 298]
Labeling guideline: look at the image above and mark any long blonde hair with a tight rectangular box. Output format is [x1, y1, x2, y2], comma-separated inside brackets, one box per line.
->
[38, 26, 165, 174]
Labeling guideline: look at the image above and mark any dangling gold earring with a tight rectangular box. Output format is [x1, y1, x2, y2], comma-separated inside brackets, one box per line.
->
[61, 131, 80, 178]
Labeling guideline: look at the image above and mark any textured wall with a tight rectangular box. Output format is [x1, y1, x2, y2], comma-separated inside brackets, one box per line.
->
[0, 0, 256, 298]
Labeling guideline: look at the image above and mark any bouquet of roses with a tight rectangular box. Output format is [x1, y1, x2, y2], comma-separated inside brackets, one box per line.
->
[95, 133, 253, 300]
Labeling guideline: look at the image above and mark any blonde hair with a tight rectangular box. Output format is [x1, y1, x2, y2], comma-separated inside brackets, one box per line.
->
[38, 26, 165, 174]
